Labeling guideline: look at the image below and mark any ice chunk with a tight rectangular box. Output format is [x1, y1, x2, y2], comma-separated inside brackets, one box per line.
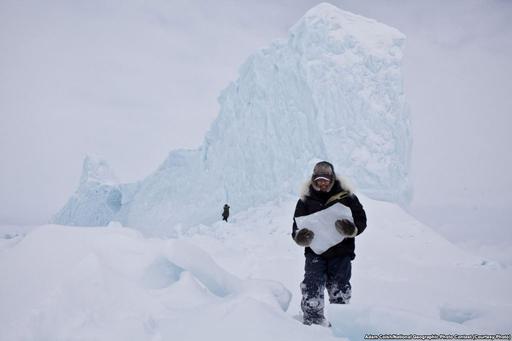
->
[295, 203, 353, 254]
[53, 155, 122, 226]
[79, 154, 119, 186]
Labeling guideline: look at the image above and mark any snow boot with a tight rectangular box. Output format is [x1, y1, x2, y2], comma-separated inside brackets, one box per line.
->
[303, 316, 331, 328]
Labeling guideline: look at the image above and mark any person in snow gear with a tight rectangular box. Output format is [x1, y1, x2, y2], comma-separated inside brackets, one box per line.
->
[292, 161, 367, 327]
[222, 204, 230, 222]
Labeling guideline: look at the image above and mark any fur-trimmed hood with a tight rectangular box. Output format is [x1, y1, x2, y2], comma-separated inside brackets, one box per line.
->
[300, 176, 353, 201]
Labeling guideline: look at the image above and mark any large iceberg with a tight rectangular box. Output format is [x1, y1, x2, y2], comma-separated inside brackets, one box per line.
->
[54, 3, 411, 235]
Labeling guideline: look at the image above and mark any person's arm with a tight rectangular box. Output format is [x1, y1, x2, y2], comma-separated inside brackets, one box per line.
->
[292, 199, 306, 239]
[292, 199, 315, 246]
[346, 194, 367, 236]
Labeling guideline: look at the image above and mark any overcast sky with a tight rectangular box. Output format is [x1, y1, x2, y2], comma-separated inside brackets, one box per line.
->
[1, 0, 511, 237]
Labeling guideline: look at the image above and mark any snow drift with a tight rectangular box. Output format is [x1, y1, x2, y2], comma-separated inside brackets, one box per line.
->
[53, 3, 411, 234]
[0, 224, 293, 341]
[2, 195, 510, 341]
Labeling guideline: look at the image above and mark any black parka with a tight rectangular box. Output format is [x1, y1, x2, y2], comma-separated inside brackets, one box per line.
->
[222, 205, 230, 219]
[292, 177, 367, 259]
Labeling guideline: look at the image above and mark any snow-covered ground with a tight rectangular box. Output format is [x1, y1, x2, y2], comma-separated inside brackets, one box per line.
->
[1, 195, 510, 341]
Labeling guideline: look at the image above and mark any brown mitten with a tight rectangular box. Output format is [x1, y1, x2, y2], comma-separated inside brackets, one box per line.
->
[295, 228, 315, 246]
[335, 219, 358, 237]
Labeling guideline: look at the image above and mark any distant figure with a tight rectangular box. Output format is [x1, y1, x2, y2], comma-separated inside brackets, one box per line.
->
[222, 204, 230, 222]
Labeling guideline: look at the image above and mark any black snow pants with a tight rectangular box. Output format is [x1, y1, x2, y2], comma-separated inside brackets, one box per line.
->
[301, 252, 352, 323]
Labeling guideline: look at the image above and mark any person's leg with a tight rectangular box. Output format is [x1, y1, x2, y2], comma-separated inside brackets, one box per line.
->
[326, 255, 352, 304]
[301, 253, 327, 324]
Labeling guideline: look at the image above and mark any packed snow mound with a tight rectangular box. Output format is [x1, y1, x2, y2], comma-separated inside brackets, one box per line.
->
[4, 196, 511, 340]
[0, 225, 293, 341]
[53, 155, 122, 226]
[54, 3, 411, 234]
